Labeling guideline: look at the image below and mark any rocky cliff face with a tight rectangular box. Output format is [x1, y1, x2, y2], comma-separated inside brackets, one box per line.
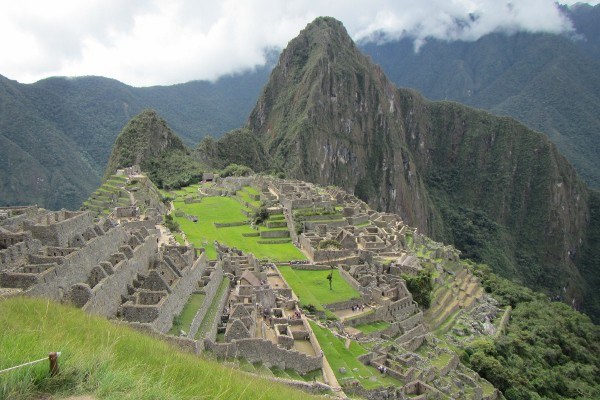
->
[247, 17, 596, 315]
[248, 17, 439, 233]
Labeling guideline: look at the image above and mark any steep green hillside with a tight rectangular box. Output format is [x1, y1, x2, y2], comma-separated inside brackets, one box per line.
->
[245, 17, 598, 320]
[0, 297, 317, 400]
[361, 4, 600, 188]
[0, 76, 99, 210]
[197, 127, 270, 172]
[105, 110, 205, 189]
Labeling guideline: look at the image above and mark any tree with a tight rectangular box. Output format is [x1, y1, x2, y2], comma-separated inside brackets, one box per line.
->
[327, 270, 333, 290]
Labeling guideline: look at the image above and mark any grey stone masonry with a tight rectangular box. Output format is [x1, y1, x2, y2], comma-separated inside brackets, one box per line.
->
[120, 247, 208, 333]
[205, 338, 322, 375]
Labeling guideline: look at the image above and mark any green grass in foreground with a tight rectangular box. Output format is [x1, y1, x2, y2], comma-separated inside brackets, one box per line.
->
[0, 297, 318, 400]
[353, 320, 391, 334]
[278, 267, 360, 311]
[168, 293, 205, 335]
[308, 321, 399, 389]
[173, 195, 304, 261]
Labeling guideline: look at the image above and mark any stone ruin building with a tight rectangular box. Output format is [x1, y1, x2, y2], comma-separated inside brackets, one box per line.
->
[0, 205, 211, 337]
[1, 174, 502, 399]
[204, 243, 325, 377]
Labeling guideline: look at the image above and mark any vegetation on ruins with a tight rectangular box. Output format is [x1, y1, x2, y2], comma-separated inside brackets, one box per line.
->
[318, 239, 341, 250]
[0, 297, 317, 400]
[164, 213, 180, 233]
[403, 269, 433, 309]
[219, 163, 254, 178]
[460, 264, 600, 400]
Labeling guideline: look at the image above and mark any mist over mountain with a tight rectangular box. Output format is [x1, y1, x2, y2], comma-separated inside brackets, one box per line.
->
[361, 3, 600, 188]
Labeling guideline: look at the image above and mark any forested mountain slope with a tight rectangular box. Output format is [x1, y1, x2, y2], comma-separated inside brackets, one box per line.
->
[361, 3, 600, 188]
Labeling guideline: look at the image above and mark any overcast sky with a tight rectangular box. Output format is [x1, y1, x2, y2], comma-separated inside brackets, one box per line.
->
[0, 0, 596, 87]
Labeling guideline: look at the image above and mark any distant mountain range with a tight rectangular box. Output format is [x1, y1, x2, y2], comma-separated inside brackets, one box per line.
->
[0, 66, 271, 209]
[1, 4, 598, 211]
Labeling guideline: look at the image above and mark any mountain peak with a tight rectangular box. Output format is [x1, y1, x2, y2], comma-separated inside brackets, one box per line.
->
[104, 109, 185, 179]
[280, 17, 357, 72]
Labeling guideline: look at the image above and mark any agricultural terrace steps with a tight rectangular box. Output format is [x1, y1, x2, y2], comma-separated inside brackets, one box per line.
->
[425, 267, 484, 330]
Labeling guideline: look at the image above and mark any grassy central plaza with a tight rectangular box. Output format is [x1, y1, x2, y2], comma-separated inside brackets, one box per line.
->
[170, 187, 305, 261]
[278, 266, 360, 312]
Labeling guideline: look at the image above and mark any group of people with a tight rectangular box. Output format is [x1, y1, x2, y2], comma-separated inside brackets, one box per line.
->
[377, 365, 388, 375]
[351, 303, 365, 312]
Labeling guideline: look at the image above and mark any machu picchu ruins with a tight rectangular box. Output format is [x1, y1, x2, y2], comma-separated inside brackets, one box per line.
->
[1, 169, 506, 399]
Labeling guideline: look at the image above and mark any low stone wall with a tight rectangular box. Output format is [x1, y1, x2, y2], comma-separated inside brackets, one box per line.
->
[399, 311, 424, 331]
[205, 278, 231, 342]
[290, 264, 329, 271]
[324, 298, 364, 312]
[188, 267, 224, 339]
[205, 337, 322, 375]
[260, 230, 290, 238]
[312, 249, 354, 263]
[304, 220, 347, 230]
[214, 221, 247, 228]
[338, 267, 361, 292]
[346, 214, 369, 226]
[438, 354, 459, 377]
[396, 324, 426, 346]
[266, 220, 288, 228]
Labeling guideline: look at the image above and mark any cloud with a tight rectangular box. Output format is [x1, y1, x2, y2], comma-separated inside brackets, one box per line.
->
[0, 0, 593, 86]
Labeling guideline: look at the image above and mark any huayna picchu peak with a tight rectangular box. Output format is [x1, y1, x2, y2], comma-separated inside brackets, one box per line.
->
[1, 12, 599, 400]
[243, 17, 599, 320]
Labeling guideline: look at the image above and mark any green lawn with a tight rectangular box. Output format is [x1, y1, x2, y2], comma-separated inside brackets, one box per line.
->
[309, 321, 399, 389]
[278, 267, 360, 311]
[173, 195, 304, 261]
[0, 297, 319, 400]
[353, 321, 391, 334]
[168, 293, 205, 335]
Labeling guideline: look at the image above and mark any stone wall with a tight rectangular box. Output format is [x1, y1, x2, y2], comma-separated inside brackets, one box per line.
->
[290, 264, 329, 271]
[323, 298, 364, 312]
[187, 267, 224, 339]
[338, 267, 362, 292]
[152, 252, 208, 333]
[82, 232, 157, 317]
[24, 224, 128, 299]
[312, 249, 354, 263]
[204, 276, 231, 342]
[205, 337, 322, 375]
[259, 230, 290, 238]
[24, 211, 93, 247]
